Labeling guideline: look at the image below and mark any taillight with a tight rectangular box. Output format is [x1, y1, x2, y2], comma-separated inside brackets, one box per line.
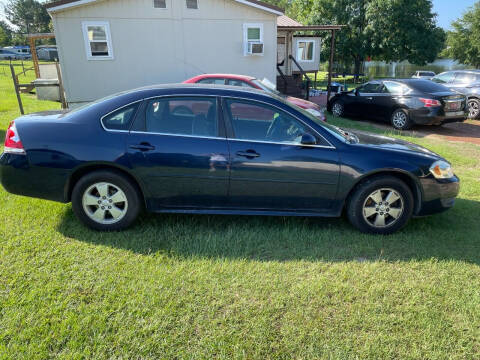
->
[419, 98, 441, 107]
[4, 121, 26, 154]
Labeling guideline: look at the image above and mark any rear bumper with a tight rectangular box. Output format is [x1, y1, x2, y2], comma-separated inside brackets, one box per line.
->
[0, 153, 68, 203]
[416, 175, 460, 216]
[410, 108, 467, 125]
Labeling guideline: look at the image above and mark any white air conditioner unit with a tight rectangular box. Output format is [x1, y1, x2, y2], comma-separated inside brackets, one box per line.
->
[246, 42, 264, 56]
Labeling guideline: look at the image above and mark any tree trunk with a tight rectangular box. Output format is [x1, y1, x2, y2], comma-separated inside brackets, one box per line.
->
[353, 57, 362, 83]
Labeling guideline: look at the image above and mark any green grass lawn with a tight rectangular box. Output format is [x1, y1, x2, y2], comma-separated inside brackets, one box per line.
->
[1, 67, 480, 359]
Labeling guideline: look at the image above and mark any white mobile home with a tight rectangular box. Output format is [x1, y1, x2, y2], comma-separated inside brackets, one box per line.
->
[46, 0, 284, 106]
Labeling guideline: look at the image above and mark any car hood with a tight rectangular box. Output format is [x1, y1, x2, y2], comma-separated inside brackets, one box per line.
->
[286, 96, 320, 109]
[352, 130, 441, 159]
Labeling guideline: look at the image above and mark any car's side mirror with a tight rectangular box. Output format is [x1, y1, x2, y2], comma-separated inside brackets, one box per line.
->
[300, 133, 317, 145]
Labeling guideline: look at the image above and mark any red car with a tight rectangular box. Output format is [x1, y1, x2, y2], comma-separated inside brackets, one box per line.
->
[183, 74, 326, 121]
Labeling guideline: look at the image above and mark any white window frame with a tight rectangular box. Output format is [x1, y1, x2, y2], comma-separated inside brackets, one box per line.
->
[82, 21, 114, 61]
[243, 23, 264, 56]
[185, 0, 199, 9]
[153, 0, 168, 9]
[296, 39, 315, 63]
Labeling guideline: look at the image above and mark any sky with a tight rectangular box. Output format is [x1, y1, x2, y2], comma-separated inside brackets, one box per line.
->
[0, 0, 478, 29]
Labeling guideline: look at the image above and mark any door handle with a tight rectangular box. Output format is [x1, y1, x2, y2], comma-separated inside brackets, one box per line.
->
[236, 150, 260, 158]
[366, 97, 373, 100]
[129, 142, 155, 152]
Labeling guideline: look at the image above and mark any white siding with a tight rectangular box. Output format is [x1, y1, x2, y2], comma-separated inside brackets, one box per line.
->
[51, 0, 278, 104]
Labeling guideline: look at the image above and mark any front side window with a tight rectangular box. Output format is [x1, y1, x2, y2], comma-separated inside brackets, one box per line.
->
[296, 40, 314, 62]
[82, 21, 113, 60]
[455, 72, 476, 84]
[227, 79, 254, 88]
[357, 82, 383, 94]
[102, 103, 140, 131]
[186, 0, 198, 9]
[225, 99, 312, 144]
[145, 97, 217, 137]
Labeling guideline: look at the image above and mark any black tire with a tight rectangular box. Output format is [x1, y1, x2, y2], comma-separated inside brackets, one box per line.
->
[71, 170, 142, 231]
[467, 98, 480, 120]
[346, 175, 414, 235]
[331, 100, 345, 117]
[391, 108, 412, 130]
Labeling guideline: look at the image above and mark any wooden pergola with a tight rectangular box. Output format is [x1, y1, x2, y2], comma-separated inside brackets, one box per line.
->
[27, 32, 56, 78]
[277, 24, 345, 101]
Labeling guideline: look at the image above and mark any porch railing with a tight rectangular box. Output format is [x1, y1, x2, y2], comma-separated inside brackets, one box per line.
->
[289, 55, 311, 100]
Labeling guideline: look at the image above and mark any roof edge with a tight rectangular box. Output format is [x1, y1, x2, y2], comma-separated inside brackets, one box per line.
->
[46, 0, 284, 15]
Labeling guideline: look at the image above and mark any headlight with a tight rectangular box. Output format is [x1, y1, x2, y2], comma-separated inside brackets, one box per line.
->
[305, 108, 322, 117]
[429, 160, 454, 179]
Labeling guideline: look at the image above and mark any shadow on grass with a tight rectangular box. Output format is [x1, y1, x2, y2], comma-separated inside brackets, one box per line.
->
[57, 198, 480, 263]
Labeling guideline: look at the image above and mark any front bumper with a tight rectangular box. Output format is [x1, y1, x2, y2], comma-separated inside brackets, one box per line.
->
[416, 175, 460, 216]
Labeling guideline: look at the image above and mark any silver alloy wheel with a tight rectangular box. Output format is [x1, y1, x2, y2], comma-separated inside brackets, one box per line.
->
[392, 111, 407, 129]
[82, 182, 128, 225]
[332, 102, 343, 117]
[468, 100, 479, 119]
[362, 188, 404, 228]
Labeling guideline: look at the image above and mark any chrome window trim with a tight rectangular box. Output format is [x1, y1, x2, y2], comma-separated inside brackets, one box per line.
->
[130, 131, 226, 141]
[100, 99, 144, 133]
[222, 95, 335, 148]
[99, 93, 336, 149]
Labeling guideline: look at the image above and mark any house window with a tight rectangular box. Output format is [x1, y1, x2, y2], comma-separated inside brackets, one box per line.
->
[243, 23, 264, 56]
[186, 0, 198, 9]
[82, 21, 114, 60]
[296, 40, 315, 62]
[153, 0, 166, 8]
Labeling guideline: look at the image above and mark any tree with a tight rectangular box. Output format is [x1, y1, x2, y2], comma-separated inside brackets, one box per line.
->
[443, 2, 480, 69]
[289, 0, 445, 80]
[0, 21, 13, 47]
[4, 0, 51, 35]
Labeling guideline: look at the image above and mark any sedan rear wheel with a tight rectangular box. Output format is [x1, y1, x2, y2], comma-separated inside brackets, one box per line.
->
[347, 176, 414, 234]
[72, 170, 142, 231]
[331, 101, 344, 117]
[468, 98, 480, 119]
[391, 109, 412, 130]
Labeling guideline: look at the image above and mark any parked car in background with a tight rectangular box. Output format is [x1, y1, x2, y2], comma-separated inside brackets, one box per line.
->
[412, 71, 436, 80]
[0, 48, 31, 60]
[1, 84, 459, 234]
[184, 74, 326, 121]
[328, 79, 467, 130]
[431, 70, 480, 119]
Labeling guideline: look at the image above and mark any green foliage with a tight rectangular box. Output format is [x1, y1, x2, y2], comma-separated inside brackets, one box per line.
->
[288, 0, 445, 76]
[0, 21, 12, 47]
[443, 2, 480, 69]
[4, 0, 51, 34]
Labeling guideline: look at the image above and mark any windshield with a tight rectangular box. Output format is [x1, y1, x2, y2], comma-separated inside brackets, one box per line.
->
[293, 103, 356, 143]
[251, 78, 282, 96]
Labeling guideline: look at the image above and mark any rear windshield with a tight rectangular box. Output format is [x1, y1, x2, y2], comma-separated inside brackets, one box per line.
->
[408, 80, 449, 93]
[419, 71, 435, 76]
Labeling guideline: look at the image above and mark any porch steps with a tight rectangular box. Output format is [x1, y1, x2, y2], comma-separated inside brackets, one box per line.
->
[276, 75, 304, 98]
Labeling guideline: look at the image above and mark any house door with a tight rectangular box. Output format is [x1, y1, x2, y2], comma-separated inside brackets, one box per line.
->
[277, 36, 287, 68]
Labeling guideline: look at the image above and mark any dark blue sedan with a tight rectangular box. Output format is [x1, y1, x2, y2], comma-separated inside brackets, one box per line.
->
[0, 85, 460, 234]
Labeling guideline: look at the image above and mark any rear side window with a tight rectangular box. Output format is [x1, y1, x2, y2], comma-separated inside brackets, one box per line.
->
[408, 80, 450, 93]
[455, 72, 476, 84]
[145, 97, 217, 137]
[432, 72, 455, 84]
[383, 81, 410, 95]
[102, 103, 140, 131]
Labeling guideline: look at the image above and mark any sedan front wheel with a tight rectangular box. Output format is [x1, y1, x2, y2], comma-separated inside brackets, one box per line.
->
[468, 98, 480, 119]
[347, 176, 414, 234]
